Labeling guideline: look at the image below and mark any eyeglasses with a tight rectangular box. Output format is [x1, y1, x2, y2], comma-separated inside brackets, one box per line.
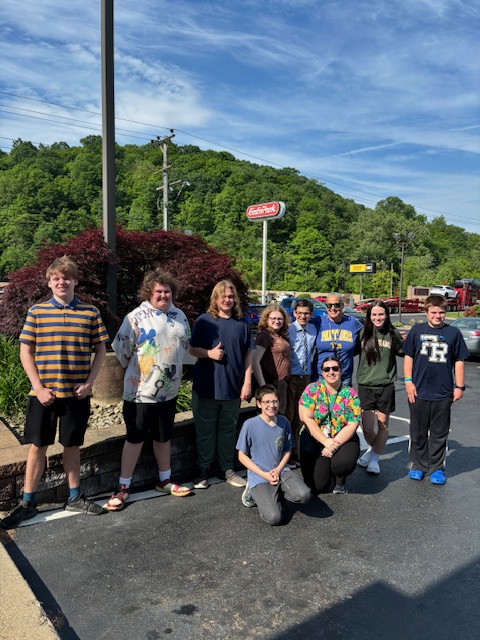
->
[326, 303, 342, 309]
[295, 312, 311, 317]
[322, 366, 340, 372]
[269, 317, 283, 322]
[261, 400, 279, 406]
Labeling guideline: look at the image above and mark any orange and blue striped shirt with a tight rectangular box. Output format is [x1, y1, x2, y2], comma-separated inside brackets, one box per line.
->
[19, 296, 109, 398]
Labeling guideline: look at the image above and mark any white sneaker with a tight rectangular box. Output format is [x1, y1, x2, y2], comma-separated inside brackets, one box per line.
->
[367, 459, 380, 474]
[357, 448, 372, 468]
[241, 484, 256, 508]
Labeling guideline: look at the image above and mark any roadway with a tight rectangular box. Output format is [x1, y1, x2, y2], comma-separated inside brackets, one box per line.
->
[2, 357, 480, 640]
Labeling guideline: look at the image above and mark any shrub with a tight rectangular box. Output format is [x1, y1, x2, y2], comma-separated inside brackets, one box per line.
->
[0, 335, 30, 417]
[0, 228, 248, 338]
[464, 304, 480, 317]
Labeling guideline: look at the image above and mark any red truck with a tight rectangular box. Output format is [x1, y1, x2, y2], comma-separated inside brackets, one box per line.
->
[354, 297, 424, 313]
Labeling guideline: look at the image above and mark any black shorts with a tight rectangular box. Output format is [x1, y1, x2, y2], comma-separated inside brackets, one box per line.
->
[357, 383, 395, 414]
[123, 398, 177, 444]
[23, 396, 91, 447]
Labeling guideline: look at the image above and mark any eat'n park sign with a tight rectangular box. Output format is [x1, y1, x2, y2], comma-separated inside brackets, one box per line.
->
[246, 201, 286, 221]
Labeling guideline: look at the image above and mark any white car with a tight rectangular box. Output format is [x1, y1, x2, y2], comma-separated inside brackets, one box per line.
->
[430, 285, 458, 299]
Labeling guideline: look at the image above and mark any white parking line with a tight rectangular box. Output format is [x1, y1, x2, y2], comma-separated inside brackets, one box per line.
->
[16, 420, 413, 528]
[16, 475, 241, 528]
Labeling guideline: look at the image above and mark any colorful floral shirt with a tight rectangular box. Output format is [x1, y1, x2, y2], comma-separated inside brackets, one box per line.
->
[299, 381, 361, 437]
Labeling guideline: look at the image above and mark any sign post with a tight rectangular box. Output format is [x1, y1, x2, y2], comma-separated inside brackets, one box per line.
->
[246, 202, 286, 304]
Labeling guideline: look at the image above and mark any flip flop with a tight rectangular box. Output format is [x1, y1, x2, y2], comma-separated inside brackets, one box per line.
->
[408, 469, 425, 481]
[430, 470, 446, 485]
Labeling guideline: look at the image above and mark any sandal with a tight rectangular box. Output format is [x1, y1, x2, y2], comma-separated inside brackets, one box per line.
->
[430, 470, 446, 485]
[408, 469, 425, 481]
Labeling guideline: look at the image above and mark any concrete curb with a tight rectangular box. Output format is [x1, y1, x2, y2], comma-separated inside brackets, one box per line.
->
[0, 540, 60, 640]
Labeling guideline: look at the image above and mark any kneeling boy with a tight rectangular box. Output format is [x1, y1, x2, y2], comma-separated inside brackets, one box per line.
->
[236, 385, 311, 525]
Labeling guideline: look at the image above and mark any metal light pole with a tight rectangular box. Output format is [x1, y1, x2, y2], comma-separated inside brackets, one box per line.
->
[101, 0, 117, 331]
[393, 232, 414, 325]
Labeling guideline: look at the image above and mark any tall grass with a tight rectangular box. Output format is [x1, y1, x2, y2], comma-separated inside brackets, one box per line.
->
[176, 379, 193, 412]
[0, 335, 30, 417]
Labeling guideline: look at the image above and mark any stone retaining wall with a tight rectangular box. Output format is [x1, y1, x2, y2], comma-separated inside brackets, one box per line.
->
[0, 406, 257, 510]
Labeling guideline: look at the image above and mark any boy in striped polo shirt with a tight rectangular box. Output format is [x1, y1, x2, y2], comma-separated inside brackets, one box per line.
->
[1, 256, 109, 529]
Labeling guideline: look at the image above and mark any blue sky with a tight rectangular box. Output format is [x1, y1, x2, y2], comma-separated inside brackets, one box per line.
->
[1, 0, 479, 232]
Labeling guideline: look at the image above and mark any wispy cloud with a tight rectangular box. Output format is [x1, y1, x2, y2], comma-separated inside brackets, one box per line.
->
[0, 0, 478, 231]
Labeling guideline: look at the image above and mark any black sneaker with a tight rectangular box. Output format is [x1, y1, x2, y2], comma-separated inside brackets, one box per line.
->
[64, 493, 107, 515]
[0, 499, 38, 529]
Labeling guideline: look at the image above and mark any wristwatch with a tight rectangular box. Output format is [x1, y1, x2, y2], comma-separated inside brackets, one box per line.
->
[455, 385, 466, 391]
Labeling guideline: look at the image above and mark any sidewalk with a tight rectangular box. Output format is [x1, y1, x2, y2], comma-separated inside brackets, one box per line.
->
[0, 537, 60, 640]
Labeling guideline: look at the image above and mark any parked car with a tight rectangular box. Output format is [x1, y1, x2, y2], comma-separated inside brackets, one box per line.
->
[344, 305, 366, 325]
[280, 297, 327, 320]
[430, 285, 458, 299]
[245, 304, 267, 336]
[449, 317, 480, 357]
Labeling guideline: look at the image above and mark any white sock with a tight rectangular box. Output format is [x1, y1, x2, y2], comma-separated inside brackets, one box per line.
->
[370, 452, 379, 464]
[362, 447, 372, 458]
[159, 469, 171, 482]
[119, 476, 132, 488]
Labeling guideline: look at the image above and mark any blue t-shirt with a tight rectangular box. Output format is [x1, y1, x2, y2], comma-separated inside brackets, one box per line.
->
[403, 322, 469, 401]
[191, 313, 252, 400]
[316, 315, 363, 381]
[236, 414, 293, 488]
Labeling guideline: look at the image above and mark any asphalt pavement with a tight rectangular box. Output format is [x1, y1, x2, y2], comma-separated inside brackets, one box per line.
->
[2, 357, 480, 640]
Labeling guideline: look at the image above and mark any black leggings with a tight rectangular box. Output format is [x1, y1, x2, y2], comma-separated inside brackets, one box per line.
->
[300, 433, 360, 493]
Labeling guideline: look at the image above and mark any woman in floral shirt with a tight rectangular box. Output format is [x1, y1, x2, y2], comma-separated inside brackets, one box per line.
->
[299, 356, 361, 494]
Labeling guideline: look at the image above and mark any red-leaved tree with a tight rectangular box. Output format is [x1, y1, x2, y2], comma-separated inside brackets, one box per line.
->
[0, 228, 248, 338]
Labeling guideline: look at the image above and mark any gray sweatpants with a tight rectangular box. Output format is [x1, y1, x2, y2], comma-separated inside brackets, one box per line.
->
[250, 469, 311, 526]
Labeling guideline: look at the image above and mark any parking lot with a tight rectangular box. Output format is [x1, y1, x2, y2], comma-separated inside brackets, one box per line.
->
[2, 358, 480, 640]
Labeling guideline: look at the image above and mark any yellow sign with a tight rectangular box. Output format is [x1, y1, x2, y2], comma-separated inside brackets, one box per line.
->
[349, 262, 376, 274]
[350, 264, 367, 273]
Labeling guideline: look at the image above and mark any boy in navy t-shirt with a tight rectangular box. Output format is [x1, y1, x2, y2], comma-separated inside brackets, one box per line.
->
[236, 385, 311, 525]
[403, 295, 469, 485]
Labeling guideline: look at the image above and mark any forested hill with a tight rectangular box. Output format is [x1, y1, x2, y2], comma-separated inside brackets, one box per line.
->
[1, 136, 479, 295]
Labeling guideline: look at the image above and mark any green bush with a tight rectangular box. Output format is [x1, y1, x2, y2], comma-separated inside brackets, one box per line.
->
[0, 335, 30, 417]
[176, 379, 193, 413]
[464, 304, 480, 317]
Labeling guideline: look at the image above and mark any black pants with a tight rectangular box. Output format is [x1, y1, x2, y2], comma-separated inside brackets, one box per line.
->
[300, 432, 360, 493]
[409, 397, 451, 474]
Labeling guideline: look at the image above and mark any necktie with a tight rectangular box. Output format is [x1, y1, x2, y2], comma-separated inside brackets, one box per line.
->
[301, 329, 308, 373]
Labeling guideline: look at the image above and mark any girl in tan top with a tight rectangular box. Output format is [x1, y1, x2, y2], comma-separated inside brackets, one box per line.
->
[253, 305, 291, 414]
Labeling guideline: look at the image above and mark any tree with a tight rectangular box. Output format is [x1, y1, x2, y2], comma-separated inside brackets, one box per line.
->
[0, 228, 248, 338]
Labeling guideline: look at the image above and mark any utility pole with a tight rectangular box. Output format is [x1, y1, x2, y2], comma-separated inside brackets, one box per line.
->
[101, 0, 117, 329]
[393, 232, 415, 325]
[152, 132, 182, 231]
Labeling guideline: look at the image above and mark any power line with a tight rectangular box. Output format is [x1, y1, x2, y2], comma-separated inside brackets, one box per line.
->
[1, 91, 477, 227]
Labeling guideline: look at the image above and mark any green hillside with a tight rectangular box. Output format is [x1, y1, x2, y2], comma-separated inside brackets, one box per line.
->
[1, 136, 479, 296]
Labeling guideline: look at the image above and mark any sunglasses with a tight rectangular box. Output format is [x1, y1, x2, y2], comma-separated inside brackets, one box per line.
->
[326, 303, 342, 309]
[322, 365, 340, 372]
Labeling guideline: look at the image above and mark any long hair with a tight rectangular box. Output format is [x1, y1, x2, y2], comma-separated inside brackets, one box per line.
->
[257, 304, 289, 339]
[207, 280, 242, 320]
[361, 301, 400, 365]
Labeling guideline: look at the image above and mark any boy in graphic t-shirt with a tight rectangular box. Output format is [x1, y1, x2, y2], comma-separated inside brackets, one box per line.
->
[236, 385, 311, 525]
[403, 294, 469, 485]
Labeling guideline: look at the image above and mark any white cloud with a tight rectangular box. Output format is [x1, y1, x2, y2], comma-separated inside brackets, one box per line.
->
[0, 0, 478, 232]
